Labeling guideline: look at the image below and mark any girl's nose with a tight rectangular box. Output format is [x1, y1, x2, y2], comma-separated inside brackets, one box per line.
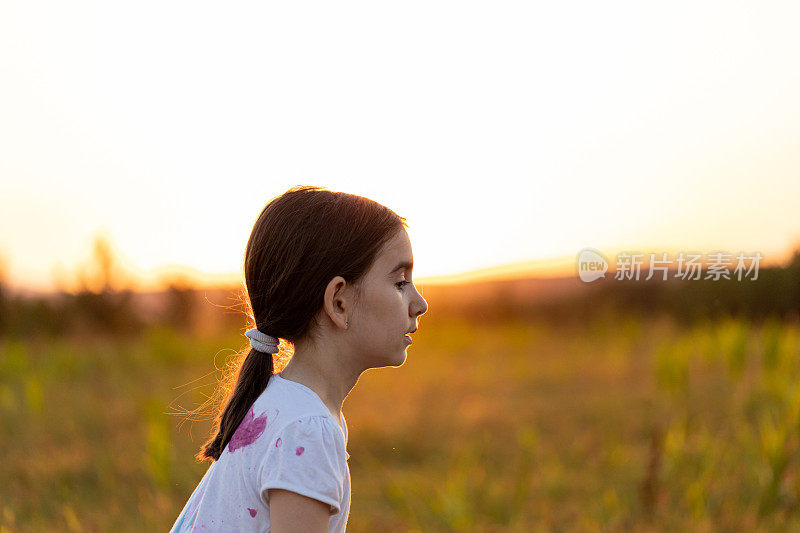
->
[413, 289, 429, 317]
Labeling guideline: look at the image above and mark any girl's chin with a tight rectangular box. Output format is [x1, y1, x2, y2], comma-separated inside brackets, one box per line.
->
[394, 348, 409, 365]
[368, 345, 409, 369]
[382, 349, 408, 368]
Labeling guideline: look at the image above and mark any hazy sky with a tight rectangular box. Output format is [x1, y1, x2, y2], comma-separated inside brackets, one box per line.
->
[2, 1, 800, 292]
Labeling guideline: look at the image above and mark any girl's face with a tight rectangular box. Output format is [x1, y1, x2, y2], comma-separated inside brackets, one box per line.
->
[349, 228, 428, 368]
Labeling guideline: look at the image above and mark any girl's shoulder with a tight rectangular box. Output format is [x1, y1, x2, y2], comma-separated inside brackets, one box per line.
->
[257, 414, 350, 516]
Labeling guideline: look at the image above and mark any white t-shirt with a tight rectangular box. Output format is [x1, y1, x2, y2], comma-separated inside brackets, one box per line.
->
[170, 373, 351, 532]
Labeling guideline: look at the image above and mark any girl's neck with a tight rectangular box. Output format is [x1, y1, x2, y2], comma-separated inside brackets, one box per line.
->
[278, 350, 359, 425]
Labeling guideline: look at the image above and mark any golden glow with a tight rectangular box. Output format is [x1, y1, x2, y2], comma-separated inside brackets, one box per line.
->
[2, 2, 800, 293]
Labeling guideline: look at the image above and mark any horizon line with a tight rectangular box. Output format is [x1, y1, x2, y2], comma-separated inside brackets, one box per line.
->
[6, 246, 797, 297]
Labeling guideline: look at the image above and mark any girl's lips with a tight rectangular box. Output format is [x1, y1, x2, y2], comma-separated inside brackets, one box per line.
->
[404, 334, 412, 344]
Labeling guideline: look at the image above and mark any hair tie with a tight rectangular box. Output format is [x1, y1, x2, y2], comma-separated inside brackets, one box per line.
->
[245, 328, 279, 354]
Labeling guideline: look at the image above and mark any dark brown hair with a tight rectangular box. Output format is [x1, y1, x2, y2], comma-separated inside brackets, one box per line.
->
[196, 185, 407, 462]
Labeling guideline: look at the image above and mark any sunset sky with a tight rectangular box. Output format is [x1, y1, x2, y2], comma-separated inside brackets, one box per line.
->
[2, 1, 800, 293]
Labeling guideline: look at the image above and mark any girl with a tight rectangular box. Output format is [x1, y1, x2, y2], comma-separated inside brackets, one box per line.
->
[170, 185, 428, 532]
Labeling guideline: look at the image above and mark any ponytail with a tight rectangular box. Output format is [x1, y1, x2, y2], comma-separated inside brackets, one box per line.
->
[196, 347, 275, 462]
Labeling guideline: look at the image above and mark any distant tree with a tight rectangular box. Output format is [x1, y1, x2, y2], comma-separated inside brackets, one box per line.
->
[69, 232, 144, 337]
[75, 232, 117, 294]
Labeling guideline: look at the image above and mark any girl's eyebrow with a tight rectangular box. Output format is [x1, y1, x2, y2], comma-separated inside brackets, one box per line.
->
[389, 260, 413, 274]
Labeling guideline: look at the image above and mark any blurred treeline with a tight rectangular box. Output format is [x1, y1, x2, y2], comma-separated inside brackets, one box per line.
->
[1, 238, 799, 340]
[0, 236, 243, 341]
[426, 248, 800, 327]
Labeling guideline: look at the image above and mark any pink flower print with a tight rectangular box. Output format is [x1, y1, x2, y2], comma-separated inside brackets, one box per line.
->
[228, 406, 268, 453]
[248, 508, 257, 518]
[295, 446, 305, 456]
[276, 437, 282, 448]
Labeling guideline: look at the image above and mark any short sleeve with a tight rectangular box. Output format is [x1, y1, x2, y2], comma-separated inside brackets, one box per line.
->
[259, 416, 346, 515]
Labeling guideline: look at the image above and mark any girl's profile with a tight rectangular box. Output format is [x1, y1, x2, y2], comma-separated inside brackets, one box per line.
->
[170, 185, 428, 532]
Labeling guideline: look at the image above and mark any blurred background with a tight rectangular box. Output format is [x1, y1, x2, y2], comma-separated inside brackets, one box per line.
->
[3, 1, 800, 531]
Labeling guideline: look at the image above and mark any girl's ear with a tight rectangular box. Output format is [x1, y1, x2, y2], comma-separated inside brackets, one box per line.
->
[322, 276, 351, 331]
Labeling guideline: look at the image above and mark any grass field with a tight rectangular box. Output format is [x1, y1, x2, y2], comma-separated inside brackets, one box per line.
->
[1, 313, 799, 531]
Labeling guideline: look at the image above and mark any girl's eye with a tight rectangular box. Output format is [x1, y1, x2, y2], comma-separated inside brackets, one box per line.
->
[396, 280, 410, 289]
